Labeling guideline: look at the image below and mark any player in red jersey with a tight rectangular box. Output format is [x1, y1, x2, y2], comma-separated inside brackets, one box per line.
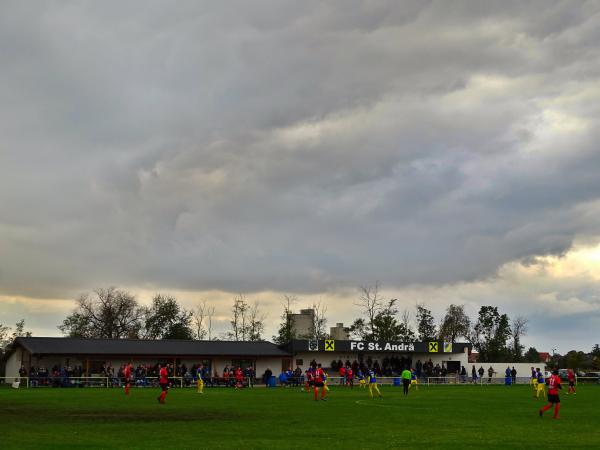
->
[539, 369, 562, 419]
[313, 363, 327, 401]
[346, 367, 354, 389]
[157, 363, 169, 404]
[304, 368, 314, 393]
[566, 369, 576, 395]
[124, 363, 133, 396]
[234, 367, 244, 389]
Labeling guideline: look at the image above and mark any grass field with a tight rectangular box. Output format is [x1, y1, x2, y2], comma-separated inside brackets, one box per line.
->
[1, 384, 599, 449]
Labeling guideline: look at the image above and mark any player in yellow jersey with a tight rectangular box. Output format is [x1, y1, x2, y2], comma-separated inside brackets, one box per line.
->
[535, 369, 546, 399]
[530, 367, 537, 396]
[196, 365, 204, 394]
[368, 369, 382, 398]
[357, 369, 366, 388]
[323, 371, 330, 392]
[409, 368, 418, 391]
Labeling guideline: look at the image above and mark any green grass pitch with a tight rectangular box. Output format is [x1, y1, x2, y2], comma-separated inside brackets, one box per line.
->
[1, 384, 599, 449]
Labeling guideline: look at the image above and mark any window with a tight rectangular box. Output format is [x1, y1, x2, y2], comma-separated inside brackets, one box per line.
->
[231, 359, 255, 369]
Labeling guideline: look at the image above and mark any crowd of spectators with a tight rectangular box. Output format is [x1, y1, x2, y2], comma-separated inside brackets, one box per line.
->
[18, 363, 256, 388]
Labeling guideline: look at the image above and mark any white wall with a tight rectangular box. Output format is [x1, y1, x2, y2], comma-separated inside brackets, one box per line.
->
[474, 362, 547, 380]
[4, 349, 22, 380]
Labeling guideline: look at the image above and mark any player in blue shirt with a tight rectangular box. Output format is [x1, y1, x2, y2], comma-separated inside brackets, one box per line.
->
[535, 369, 546, 399]
[368, 369, 382, 398]
[196, 364, 204, 394]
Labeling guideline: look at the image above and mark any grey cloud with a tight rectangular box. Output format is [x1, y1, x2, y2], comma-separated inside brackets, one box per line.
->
[1, 0, 600, 312]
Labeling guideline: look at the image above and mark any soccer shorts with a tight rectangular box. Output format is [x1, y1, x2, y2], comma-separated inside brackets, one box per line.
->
[160, 383, 169, 392]
[547, 394, 560, 403]
[569, 381, 575, 387]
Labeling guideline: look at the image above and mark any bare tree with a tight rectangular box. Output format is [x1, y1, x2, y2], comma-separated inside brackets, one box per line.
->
[310, 299, 328, 340]
[247, 301, 267, 341]
[1, 319, 31, 353]
[192, 300, 216, 340]
[354, 281, 384, 340]
[273, 295, 297, 344]
[228, 294, 249, 341]
[400, 308, 416, 341]
[511, 316, 529, 361]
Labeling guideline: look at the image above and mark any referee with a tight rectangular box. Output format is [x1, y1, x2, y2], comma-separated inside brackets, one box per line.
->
[401, 367, 412, 396]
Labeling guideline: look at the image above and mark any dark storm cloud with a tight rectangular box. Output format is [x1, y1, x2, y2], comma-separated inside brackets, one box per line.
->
[1, 0, 600, 305]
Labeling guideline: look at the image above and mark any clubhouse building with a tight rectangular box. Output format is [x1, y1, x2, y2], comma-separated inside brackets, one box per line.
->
[4, 337, 470, 379]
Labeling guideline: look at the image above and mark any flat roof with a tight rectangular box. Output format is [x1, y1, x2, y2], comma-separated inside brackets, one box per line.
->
[14, 337, 290, 357]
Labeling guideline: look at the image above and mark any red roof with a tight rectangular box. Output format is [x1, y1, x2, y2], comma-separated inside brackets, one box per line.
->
[538, 352, 551, 362]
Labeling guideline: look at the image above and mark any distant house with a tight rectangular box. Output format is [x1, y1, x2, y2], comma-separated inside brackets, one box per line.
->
[538, 352, 551, 363]
[468, 351, 479, 363]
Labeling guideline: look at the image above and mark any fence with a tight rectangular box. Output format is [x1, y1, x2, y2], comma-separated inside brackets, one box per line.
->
[3, 375, 598, 389]
[426, 376, 600, 386]
[0, 376, 257, 389]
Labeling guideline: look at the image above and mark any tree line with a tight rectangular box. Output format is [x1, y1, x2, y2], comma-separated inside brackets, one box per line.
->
[272, 282, 553, 364]
[0, 319, 31, 353]
[3, 283, 599, 369]
[57, 287, 266, 342]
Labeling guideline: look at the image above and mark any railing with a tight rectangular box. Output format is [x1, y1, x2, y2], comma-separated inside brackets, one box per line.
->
[3, 375, 597, 389]
[426, 376, 600, 385]
[0, 376, 257, 389]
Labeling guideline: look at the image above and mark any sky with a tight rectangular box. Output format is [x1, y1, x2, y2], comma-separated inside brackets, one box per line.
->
[1, 0, 600, 353]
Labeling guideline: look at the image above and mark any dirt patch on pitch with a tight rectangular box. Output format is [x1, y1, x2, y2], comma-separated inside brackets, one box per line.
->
[66, 411, 239, 422]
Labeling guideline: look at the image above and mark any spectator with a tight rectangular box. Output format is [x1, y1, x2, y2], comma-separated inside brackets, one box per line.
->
[510, 366, 517, 384]
[339, 365, 346, 385]
[263, 368, 273, 387]
[488, 366, 494, 383]
[245, 365, 255, 387]
[478, 366, 485, 382]
[278, 370, 288, 387]
[416, 360, 423, 379]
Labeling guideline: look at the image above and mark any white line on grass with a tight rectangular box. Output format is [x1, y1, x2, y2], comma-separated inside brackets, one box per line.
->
[355, 399, 398, 408]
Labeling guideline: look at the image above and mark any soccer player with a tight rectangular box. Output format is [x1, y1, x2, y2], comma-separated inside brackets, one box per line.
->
[323, 370, 330, 392]
[539, 369, 561, 419]
[410, 368, 419, 391]
[566, 369, 576, 395]
[157, 363, 169, 404]
[304, 367, 314, 393]
[531, 367, 538, 394]
[196, 364, 204, 394]
[124, 362, 133, 396]
[535, 368, 546, 399]
[234, 366, 244, 389]
[357, 369, 366, 388]
[346, 367, 354, 389]
[368, 368, 382, 398]
[313, 364, 327, 401]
